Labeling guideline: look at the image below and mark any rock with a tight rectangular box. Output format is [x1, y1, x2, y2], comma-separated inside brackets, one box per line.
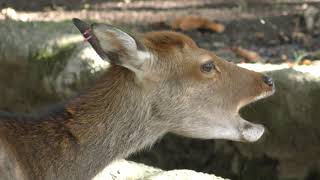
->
[303, 5, 320, 34]
[0, 20, 108, 104]
[1, 8, 18, 20]
[0, 20, 81, 64]
[93, 160, 227, 180]
[51, 43, 108, 97]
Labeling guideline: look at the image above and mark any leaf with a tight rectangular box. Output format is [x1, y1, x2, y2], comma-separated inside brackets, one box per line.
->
[232, 46, 261, 63]
[301, 59, 312, 65]
[171, 16, 224, 33]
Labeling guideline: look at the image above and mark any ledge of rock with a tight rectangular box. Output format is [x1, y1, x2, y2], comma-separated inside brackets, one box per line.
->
[93, 160, 228, 180]
[0, 20, 109, 112]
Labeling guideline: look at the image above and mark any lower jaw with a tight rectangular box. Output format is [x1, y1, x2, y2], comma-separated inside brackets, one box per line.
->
[240, 123, 265, 142]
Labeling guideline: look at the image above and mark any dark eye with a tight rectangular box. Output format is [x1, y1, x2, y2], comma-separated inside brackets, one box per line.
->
[201, 61, 215, 73]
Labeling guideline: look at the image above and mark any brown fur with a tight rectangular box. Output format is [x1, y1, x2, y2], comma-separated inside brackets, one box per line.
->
[143, 31, 197, 52]
[0, 25, 274, 180]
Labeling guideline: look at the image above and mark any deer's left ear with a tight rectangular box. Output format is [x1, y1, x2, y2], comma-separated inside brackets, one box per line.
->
[72, 18, 150, 72]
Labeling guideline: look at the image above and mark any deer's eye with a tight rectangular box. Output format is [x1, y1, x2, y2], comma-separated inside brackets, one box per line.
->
[201, 61, 215, 73]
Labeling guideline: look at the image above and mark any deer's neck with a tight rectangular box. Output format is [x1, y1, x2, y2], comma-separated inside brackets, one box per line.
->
[4, 66, 167, 180]
[61, 67, 166, 179]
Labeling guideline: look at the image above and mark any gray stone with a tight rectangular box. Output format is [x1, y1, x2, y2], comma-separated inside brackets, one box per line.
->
[0, 20, 108, 101]
[93, 160, 227, 180]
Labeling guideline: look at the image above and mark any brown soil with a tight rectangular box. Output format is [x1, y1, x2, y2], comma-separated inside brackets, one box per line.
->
[1, 0, 319, 64]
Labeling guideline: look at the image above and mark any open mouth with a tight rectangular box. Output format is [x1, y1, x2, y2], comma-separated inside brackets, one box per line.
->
[236, 89, 275, 142]
[237, 87, 275, 112]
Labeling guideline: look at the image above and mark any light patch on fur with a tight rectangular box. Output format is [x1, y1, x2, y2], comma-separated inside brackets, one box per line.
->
[174, 122, 242, 141]
[240, 123, 265, 142]
[202, 126, 242, 141]
[173, 113, 245, 141]
[123, 50, 152, 83]
[137, 51, 151, 63]
[254, 93, 267, 101]
[174, 112, 266, 143]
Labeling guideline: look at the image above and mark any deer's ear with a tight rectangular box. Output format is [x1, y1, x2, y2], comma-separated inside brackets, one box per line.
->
[72, 18, 149, 72]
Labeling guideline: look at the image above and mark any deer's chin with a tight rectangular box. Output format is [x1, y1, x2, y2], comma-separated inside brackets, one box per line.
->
[237, 117, 265, 142]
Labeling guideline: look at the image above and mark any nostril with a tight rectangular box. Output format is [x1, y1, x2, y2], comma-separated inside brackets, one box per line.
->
[262, 75, 274, 87]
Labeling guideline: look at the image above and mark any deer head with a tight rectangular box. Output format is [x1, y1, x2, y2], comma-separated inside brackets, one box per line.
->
[73, 18, 275, 143]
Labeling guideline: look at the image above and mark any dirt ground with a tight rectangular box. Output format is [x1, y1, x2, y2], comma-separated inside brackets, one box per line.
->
[1, 0, 320, 65]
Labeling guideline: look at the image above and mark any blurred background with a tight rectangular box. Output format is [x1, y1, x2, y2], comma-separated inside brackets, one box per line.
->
[0, 0, 320, 180]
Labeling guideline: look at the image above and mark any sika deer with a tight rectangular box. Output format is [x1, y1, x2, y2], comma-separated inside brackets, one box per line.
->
[0, 18, 275, 180]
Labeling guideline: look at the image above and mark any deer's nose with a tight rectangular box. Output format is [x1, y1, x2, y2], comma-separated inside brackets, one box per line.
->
[262, 75, 274, 87]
